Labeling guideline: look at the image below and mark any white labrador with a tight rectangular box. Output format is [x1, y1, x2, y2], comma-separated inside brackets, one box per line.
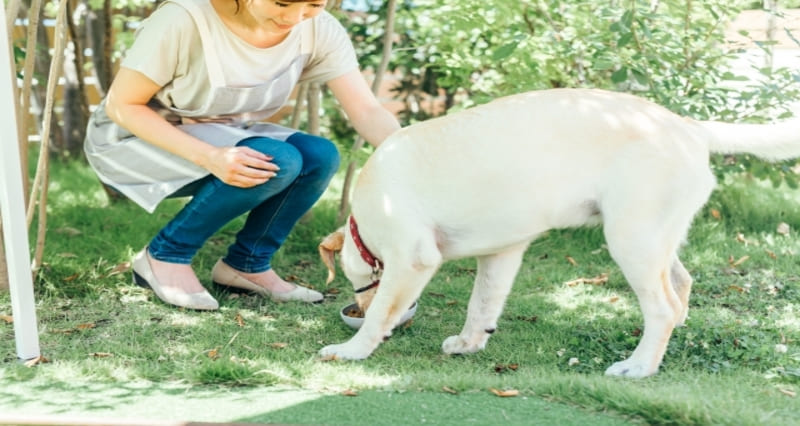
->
[318, 88, 800, 378]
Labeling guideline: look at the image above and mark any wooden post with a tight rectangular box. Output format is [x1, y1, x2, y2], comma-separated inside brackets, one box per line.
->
[0, 5, 41, 361]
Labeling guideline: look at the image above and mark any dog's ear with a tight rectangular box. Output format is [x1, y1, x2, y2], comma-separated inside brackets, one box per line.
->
[318, 227, 345, 285]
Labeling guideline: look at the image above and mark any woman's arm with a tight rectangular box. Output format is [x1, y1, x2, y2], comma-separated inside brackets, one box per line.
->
[104, 68, 278, 187]
[327, 69, 400, 147]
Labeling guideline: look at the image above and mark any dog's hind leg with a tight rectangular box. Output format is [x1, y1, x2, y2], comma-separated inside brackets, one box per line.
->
[442, 242, 528, 355]
[670, 257, 692, 327]
[603, 226, 683, 378]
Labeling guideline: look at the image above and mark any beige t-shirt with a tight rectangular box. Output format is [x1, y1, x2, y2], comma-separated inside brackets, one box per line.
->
[120, 1, 359, 112]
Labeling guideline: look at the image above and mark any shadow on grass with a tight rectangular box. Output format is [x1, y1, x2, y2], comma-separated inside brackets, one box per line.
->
[0, 378, 633, 425]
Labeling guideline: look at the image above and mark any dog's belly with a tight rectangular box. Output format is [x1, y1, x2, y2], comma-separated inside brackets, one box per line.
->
[433, 197, 603, 259]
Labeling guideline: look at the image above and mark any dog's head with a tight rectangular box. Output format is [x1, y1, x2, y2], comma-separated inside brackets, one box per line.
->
[318, 225, 379, 312]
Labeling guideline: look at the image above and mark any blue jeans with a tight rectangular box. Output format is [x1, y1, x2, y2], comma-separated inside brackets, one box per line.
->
[147, 132, 340, 273]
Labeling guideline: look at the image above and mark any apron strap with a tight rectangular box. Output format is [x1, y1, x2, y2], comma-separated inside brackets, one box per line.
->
[300, 18, 314, 56]
[168, 0, 226, 87]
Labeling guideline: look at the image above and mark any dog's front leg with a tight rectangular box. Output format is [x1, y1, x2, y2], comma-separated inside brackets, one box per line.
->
[442, 245, 527, 355]
[320, 265, 435, 360]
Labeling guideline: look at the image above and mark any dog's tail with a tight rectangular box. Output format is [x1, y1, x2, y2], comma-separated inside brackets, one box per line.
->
[699, 119, 800, 161]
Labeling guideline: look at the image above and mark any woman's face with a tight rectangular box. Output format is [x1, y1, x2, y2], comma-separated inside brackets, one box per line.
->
[246, 0, 327, 34]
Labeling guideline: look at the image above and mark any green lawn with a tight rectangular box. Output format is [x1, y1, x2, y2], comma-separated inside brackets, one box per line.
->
[1, 159, 798, 425]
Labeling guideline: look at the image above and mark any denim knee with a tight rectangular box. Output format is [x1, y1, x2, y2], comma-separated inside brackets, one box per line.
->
[285, 133, 341, 181]
[237, 137, 303, 195]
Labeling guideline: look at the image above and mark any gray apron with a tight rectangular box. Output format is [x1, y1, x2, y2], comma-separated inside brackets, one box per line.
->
[84, 0, 313, 213]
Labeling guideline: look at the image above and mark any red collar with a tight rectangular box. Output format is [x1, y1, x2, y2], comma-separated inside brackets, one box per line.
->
[349, 215, 383, 294]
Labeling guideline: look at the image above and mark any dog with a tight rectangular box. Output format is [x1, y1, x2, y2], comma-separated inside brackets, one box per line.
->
[317, 88, 800, 378]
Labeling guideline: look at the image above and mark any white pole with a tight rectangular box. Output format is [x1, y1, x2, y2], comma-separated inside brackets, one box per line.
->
[0, 6, 41, 360]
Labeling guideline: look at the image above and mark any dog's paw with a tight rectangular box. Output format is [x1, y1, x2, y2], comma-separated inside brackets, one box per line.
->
[441, 335, 484, 355]
[319, 343, 372, 361]
[675, 308, 689, 327]
[604, 359, 658, 378]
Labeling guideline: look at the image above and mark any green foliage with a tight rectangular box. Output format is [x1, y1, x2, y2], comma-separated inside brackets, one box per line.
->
[339, 0, 800, 188]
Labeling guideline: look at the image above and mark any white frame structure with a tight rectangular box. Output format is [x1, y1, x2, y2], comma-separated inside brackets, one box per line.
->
[1, 6, 41, 361]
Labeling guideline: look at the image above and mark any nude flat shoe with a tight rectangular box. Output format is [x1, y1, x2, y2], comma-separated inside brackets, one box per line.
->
[132, 248, 219, 310]
[211, 259, 324, 303]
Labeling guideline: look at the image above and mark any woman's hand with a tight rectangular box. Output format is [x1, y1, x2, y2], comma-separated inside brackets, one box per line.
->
[106, 68, 280, 188]
[204, 145, 280, 188]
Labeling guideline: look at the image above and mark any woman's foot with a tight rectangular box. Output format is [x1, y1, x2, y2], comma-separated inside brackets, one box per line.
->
[211, 259, 324, 303]
[132, 248, 219, 310]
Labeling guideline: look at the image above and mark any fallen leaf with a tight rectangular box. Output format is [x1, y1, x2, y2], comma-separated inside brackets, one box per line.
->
[105, 262, 131, 277]
[609, 296, 620, 303]
[270, 342, 288, 349]
[326, 288, 340, 294]
[24, 355, 49, 367]
[728, 285, 745, 293]
[446, 300, 458, 305]
[319, 354, 338, 362]
[765, 249, 777, 260]
[489, 388, 519, 397]
[565, 256, 578, 266]
[89, 352, 113, 358]
[341, 389, 358, 397]
[710, 209, 721, 220]
[56, 227, 82, 236]
[731, 255, 750, 267]
[0, 315, 12, 324]
[235, 313, 245, 327]
[515, 315, 538, 322]
[442, 386, 458, 395]
[778, 388, 796, 398]
[565, 273, 609, 287]
[63, 273, 80, 282]
[207, 348, 220, 360]
[777, 222, 791, 235]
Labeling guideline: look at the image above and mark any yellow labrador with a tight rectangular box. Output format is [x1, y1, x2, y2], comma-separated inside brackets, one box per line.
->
[318, 88, 800, 378]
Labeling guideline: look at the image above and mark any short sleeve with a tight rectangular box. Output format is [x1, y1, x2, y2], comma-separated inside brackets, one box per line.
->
[120, 3, 196, 86]
[299, 12, 360, 84]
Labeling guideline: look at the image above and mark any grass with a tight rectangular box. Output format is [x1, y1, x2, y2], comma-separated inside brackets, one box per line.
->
[1, 159, 799, 425]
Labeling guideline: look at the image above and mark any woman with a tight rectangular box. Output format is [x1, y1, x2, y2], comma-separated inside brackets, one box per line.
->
[84, 0, 400, 310]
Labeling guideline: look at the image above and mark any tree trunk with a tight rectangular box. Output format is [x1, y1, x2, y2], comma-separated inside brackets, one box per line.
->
[60, 0, 90, 158]
[28, 3, 65, 154]
[86, 0, 112, 97]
